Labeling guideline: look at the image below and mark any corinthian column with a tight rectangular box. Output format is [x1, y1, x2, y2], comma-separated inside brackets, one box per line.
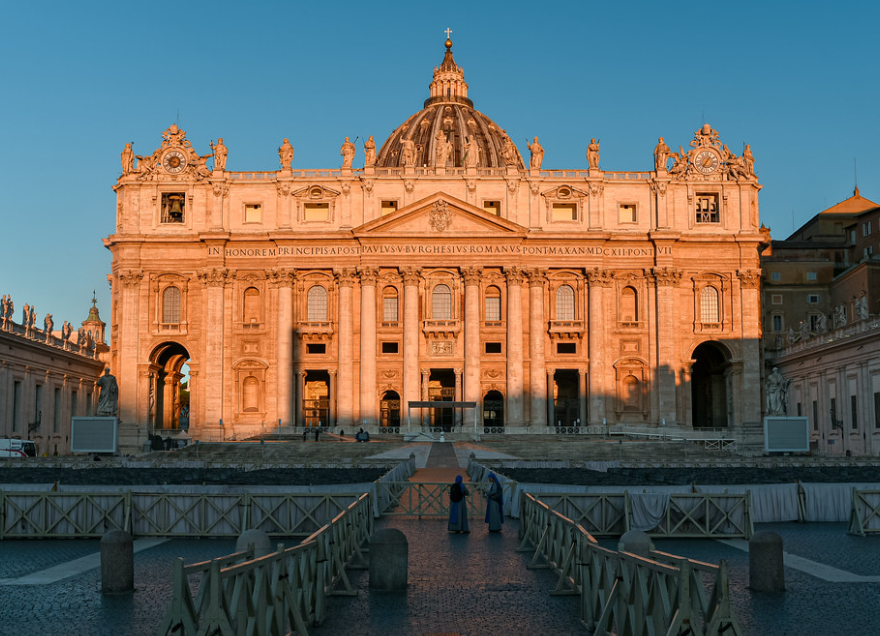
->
[117, 270, 144, 426]
[402, 268, 421, 417]
[587, 269, 613, 425]
[505, 267, 524, 426]
[528, 270, 548, 427]
[275, 269, 294, 426]
[653, 267, 681, 427]
[200, 268, 228, 427]
[359, 268, 378, 427]
[336, 270, 355, 426]
[462, 267, 482, 405]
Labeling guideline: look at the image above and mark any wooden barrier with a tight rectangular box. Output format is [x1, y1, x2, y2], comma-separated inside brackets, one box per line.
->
[519, 493, 744, 636]
[849, 488, 880, 536]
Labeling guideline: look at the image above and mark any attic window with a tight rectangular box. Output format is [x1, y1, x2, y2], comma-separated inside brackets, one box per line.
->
[244, 204, 262, 223]
[381, 200, 398, 216]
[552, 203, 578, 222]
[483, 201, 501, 216]
[304, 203, 329, 221]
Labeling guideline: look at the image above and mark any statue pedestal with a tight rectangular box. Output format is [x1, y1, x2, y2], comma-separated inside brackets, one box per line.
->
[117, 421, 144, 456]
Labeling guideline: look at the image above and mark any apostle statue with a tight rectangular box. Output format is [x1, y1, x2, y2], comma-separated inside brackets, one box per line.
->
[44, 314, 53, 342]
[401, 137, 416, 167]
[464, 135, 480, 168]
[120, 143, 134, 175]
[435, 131, 451, 168]
[799, 319, 810, 341]
[834, 304, 847, 328]
[654, 137, 670, 171]
[62, 320, 72, 342]
[528, 137, 544, 169]
[765, 367, 790, 416]
[278, 138, 294, 169]
[856, 292, 869, 320]
[210, 138, 228, 171]
[501, 135, 518, 167]
[0, 295, 7, 329]
[363, 135, 376, 168]
[817, 312, 828, 334]
[96, 368, 119, 417]
[340, 137, 356, 169]
[586, 138, 600, 170]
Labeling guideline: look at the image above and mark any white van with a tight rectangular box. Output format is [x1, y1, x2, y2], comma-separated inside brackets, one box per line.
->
[0, 439, 37, 459]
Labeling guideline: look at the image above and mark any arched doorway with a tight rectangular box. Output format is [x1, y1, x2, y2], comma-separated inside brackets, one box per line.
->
[302, 370, 330, 427]
[150, 342, 191, 431]
[483, 390, 504, 429]
[691, 341, 731, 429]
[380, 391, 401, 428]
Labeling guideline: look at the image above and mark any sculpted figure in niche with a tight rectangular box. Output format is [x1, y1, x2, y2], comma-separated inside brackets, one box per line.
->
[120, 143, 134, 175]
[765, 367, 790, 416]
[464, 135, 480, 168]
[742, 144, 755, 174]
[529, 137, 544, 169]
[401, 137, 416, 167]
[856, 292, 869, 320]
[501, 135, 518, 167]
[435, 131, 451, 167]
[278, 138, 294, 169]
[586, 138, 600, 170]
[653, 137, 670, 171]
[96, 368, 119, 417]
[363, 135, 376, 167]
[211, 138, 228, 171]
[340, 136, 356, 168]
[834, 304, 847, 328]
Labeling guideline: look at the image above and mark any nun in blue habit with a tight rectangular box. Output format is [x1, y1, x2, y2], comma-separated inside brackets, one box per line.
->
[485, 473, 504, 532]
[447, 475, 470, 533]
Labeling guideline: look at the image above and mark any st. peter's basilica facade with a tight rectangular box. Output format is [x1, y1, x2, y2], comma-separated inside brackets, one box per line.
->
[105, 37, 766, 447]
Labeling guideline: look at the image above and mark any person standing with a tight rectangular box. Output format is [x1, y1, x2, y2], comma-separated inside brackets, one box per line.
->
[485, 473, 503, 533]
[447, 475, 470, 534]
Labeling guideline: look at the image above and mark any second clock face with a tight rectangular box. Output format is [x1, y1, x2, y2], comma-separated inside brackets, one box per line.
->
[163, 150, 187, 174]
[694, 150, 719, 174]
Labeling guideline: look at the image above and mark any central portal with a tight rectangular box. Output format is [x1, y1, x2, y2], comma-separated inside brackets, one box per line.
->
[428, 368, 456, 430]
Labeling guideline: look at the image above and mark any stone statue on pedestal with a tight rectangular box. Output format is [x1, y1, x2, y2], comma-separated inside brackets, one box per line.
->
[529, 137, 544, 169]
[765, 367, 790, 416]
[401, 137, 416, 167]
[856, 292, 869, 320]
[654, 137, 670, 171]
[279, 138, 294, 169]
[363, 135, 376, 168]
[211, 138, 228, 171]
[121, 143, 134, 175]
[96, 368, 119, 417]
[340, 137, 356, 169]
[587, 138, 600, 170]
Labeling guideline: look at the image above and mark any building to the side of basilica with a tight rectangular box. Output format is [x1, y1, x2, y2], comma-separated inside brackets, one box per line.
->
[105, 38, 766, 448]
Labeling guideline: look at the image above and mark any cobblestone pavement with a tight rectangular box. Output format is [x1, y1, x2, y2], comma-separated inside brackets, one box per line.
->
[2, 521, 879, 635]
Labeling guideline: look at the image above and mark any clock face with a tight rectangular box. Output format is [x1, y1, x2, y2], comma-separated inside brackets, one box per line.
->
[162, 150, 187, 174]
[693, 149, 719, 174]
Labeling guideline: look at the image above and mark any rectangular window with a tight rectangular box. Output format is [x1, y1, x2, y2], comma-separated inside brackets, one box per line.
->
[770, 272, 781, 281]
[161, 193, 186, 223]
[552, 203, 577, 221]
[34, 384, 43, 431]
[383, 296, 399, 322]
[771, 294, 783, 305]
[807, 294, 820, 304]
[863, 222, 872, 236]
[381, 342, 399, 354]
[796, 402, 802, 416]
[851, 395, 859, 430]
[807, 271, 817, 281]
[306, 343, 326, 354]
[485, 296, 501, 321]
[875, 392, 880, 429]
[13, 381, 22, 432]
[485, 342, 502, 354]
[54, 388, 61, 433]
[772, 315, 783, 332]
[71, 390, 78, 419]
[304, 203, 329, 221]
[556, 342, 577, 354]
[619, 204, 637, 223]
[695, 193, 719, 223]
[244, 204, 262, 223]
[381, 200, 398, 216]
[812, 400, 819, 431]
[483, 201, 501, 216]
[810, 314, 821, 332]
[86, 391, 91, 415]
[831, 397, 837, 427]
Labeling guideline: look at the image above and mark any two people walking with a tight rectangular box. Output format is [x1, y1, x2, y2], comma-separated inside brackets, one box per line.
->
[447, 472, 504, 534]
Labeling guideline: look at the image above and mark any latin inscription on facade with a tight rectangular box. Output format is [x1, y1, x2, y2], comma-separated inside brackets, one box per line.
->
[209, 245, 673, 258]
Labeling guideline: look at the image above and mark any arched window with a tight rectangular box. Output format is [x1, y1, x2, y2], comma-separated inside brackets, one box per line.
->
[556, 285, 575, 321]
[620, 286, 638, 322]
[242, 376, 259, 412]
[700, 286, 719, 323]
[485, 286, 502, 321]
[162, 286, 181, 324]
[432, 284, 452, 319]
[383, 287, 399, 322]
[307, 285, 328, 321]
[243, 287, 261, 324]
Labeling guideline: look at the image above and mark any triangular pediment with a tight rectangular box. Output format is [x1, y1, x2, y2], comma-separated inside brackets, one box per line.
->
[353, 192, 527, 238]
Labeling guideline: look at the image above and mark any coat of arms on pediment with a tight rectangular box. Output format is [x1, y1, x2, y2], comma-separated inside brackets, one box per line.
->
[429, 201, 453, 232]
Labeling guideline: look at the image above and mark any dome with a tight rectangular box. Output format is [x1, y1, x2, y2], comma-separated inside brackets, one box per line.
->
[376, 38, 524, 169]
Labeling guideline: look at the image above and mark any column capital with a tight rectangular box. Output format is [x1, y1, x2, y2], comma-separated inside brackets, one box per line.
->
[334, 268, 357, 287]
[737, 269, 761, 289]
[652, 267, 682, 287]
[198, 267, 232, 288]
[357, 267, 379, 285]
[400, 266, 422, 286]
[329, 369, 337, 377]
[454, 368, 463, 375]
[461, 266, 482, 286]
[268, 268, 296, 288]
[586, 268, 613, 288]
[421, 369, 431, 377]
[504, 266, 525, 286]
[118, 269, 144, 288]
[527, 268, 548, 288]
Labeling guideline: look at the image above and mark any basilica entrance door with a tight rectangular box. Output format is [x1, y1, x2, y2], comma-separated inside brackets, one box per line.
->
[483, 390, 504, 430]
[691, 342, 731, 429]
[428, 368, 455, 430]
[380, 391, 401, 428]
[553, 369, 580, 427]
[303, 370, 330, 427]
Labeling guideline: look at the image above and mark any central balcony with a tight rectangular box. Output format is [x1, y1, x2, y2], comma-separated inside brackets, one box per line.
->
[423, 319, 461, 339]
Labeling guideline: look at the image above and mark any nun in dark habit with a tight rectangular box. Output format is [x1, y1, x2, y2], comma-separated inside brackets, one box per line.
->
[485, 473, 504, 533]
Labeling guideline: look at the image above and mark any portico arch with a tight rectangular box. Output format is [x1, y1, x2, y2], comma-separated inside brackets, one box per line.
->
[150, 342, 191, 431]
[690, 341, 732, 429]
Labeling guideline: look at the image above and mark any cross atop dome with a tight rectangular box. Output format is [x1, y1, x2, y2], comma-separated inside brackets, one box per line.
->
[428, 30, 471, 107]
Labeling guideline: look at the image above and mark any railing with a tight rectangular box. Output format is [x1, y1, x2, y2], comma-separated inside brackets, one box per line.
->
[375, 480, 514, 519]
[156, 492, 372, 636]
[848, 488, 880, 536]
[518, 493, 744, 635]
[0, 490, 365, 539]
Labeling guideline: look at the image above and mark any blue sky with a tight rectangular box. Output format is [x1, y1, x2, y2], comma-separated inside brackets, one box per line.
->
[1, 0, 878, 333]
